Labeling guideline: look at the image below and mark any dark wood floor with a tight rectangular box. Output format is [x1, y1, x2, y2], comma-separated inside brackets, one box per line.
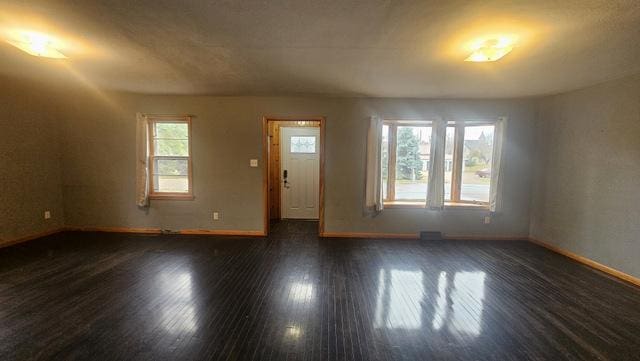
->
[1, 221, 639, 360]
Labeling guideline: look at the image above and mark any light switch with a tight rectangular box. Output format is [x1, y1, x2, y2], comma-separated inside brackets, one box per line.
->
[250, 159, 259, 167]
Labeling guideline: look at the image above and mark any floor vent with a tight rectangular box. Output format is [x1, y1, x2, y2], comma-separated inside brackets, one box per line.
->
[420, 231, 443, 241]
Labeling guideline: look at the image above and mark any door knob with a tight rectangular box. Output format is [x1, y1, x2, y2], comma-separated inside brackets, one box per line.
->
[283, 170, 291, 188]
[283, 169, 290, 188]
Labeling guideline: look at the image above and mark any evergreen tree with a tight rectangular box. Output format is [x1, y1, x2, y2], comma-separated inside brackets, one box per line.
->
[396, 127, 423, 180]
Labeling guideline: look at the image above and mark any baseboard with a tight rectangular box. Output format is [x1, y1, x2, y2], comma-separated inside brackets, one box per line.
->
[320, 232, 527, 241]
[66, 226, 162, 234]
[179, 229, 266, 236]
[443, 234, 529, 241]
[0, 228, 65, 249]
[529, 237, 640, 288]
[67, 226, 265, 237]
[320, 232, 419, 239]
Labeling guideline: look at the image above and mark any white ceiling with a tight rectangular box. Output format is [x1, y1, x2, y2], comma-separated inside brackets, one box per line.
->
[1, 0, 639, 97]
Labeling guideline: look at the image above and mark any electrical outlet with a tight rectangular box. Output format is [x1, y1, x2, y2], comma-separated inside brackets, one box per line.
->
[484, 216, 491, 224]
[213, 211, 220, 221]
[249, 159, 259, 167]
[44, 211, 51, 220]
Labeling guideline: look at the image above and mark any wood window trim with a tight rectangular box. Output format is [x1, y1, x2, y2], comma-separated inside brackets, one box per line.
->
[449, 124, 464, 203]
[385, 123, 397, 201]
[445, 201, 489, 210]
[148, 116, 194, 200]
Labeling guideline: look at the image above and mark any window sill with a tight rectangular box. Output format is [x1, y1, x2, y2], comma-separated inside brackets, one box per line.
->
[444, 202, 489, 210]
[149, 193, 194, 201]
[384, 201, 425, 209]
[383, 201, 489, 210]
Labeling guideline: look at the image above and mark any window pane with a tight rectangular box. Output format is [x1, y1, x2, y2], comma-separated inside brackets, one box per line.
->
[395, 126, 430, 201]
[290, 136, 316, 153]
[381, 125, 389, 200]
[154, 139, 189, 156]
[461, 125, 494, 202]
[444, 126, 455, 201]
[155, 122, 188, 139]
[154, 175, 189, 193]
[153, 158, 189, 193]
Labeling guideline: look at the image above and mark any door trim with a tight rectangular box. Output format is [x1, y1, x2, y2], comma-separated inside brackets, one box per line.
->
[262, 116, 325, 236]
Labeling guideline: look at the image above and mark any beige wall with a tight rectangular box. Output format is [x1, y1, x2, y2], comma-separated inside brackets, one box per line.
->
[5, 70, 638, 279]
[530, 74, 640, 278]
[4, 71, 638, 280]
[57, 90, 536, 237]
[0, 77, 65, 243]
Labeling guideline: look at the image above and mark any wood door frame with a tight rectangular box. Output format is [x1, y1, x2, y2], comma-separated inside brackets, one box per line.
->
[262, 116, 325, 236]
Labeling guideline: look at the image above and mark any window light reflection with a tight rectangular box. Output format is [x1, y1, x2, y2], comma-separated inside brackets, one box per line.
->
[157, 270, 198, 334]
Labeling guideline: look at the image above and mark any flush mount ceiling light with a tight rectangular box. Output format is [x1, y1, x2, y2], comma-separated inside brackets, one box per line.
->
[465, 37, 515, 62]
[6, 31, 67, 59]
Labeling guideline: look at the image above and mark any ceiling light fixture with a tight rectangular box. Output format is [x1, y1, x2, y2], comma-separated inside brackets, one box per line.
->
[465, 37, 515, 62]
[6, 31, 67, 59]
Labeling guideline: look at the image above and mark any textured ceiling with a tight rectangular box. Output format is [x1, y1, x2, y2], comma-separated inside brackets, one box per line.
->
[0, 0, 639, 97]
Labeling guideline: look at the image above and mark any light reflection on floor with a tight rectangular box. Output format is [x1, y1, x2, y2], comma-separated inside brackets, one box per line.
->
[375, 269, 424, 329]
[157, 269, 198, 334]
[432, 271, 449, 330]
[450, 271, 486, 336]
[288, 282, 314, 303]
[375, 267, 487, 336]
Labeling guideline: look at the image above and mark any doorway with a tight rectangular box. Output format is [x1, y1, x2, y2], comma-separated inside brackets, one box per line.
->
[262, 117, 325, 236]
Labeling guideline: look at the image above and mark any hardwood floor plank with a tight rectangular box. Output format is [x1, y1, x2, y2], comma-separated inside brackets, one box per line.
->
[0, 221, 638, 360]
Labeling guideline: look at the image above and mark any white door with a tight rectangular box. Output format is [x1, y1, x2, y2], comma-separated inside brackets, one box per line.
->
[281, 127, 320, 219]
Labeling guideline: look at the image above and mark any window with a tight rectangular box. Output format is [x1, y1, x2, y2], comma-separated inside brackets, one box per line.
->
[290, 136, 316, 153]
[382, 121, 433, 203]
[149, 116, 193, 199]
[381, 119, 497, 208]
[445, 123, 495, 206]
